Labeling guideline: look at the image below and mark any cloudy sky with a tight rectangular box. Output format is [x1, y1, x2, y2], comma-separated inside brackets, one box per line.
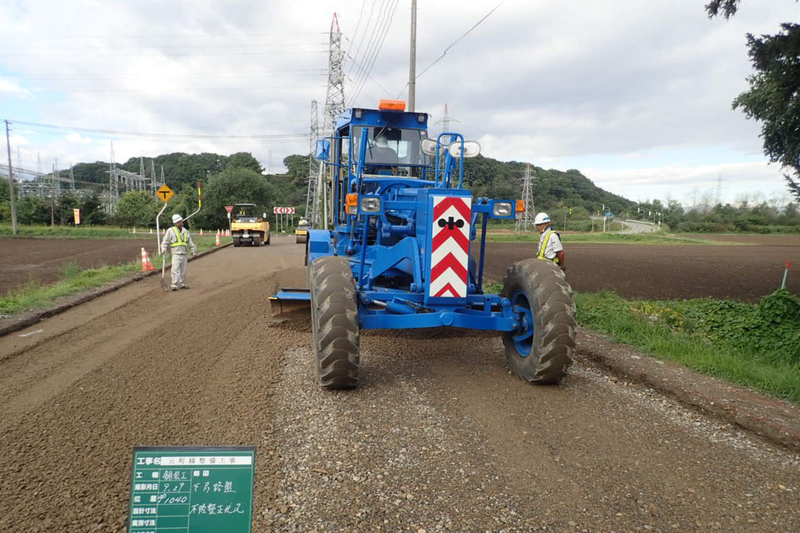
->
[1, 0, 797, 205]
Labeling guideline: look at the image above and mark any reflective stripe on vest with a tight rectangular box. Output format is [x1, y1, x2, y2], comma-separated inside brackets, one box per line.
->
[171, 226, 188, 248]
[537, 229, 560, 263]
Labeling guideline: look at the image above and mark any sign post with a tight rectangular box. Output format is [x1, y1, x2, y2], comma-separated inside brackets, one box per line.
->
[225, 206, 234, 231]
[155, 186, 174, 255]
[272, 207, 296, 234]
[128, 446, 255, 533]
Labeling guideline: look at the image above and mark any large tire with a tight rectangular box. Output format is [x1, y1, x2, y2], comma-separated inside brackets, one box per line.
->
[309, 256, 360, 389]
[266, 233, 271, 245]
[253, 235, 261, 247]
[233, 237, 241, 247]
[501, 259, 576, 384]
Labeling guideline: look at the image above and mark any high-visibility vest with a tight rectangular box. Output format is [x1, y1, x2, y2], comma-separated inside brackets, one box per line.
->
[537, 229, 560, 263]
[171, 226, 189, 248]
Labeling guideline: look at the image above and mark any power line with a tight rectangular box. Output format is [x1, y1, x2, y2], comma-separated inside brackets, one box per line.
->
[343, 35, 403, 95]
[16, 70, 327, 81]
[0, 49, 328, 58]
[396, 0, 507, 98]
[350, 0, 401, 106]
[347, 0, 394, 94]
[345, 0, 384, 80]
[25, 85, 327, 94]
[3, 42, 329, 52]
[350, 0, 399, 100]
[8, 120, 308, 140]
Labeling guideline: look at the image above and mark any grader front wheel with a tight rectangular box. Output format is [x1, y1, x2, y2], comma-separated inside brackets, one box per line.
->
[309, 256, 360, 389]
[502, 259, 576, 384]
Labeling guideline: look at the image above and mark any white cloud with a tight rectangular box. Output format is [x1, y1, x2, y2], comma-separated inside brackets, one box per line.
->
[0, 0, 797, 203]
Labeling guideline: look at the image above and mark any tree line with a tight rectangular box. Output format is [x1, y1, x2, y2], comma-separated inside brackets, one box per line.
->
[2, 149, 798, 233]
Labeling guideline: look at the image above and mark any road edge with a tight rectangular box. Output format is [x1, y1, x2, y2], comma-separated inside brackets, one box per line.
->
[578, 327, 800, 451]
[0, 243, 232, 338]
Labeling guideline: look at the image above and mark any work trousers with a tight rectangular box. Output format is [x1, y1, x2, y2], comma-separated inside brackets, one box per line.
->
[171, 253, 188, 289]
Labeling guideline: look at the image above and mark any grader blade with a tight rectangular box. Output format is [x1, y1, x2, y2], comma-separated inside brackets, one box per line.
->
[269, 289, 311, 321]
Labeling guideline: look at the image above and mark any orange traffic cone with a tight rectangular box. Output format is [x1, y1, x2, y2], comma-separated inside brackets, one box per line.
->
[200, 229, 204, 236]
[141, 248, 156, 272]
[215, 232, 221, 246]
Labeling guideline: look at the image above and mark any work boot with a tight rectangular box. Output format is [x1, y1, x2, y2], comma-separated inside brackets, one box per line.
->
[171, 287, 178, 291]
[180, 285, 190, 289]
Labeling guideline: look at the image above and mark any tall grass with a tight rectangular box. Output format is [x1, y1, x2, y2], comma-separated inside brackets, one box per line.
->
[574, 291, 800, 404]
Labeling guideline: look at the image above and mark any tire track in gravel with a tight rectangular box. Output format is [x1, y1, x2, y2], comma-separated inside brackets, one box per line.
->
[273, 330, 800, 532]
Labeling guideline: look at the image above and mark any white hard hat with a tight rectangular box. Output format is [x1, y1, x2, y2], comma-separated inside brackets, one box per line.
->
[534, 212, 550, 225]
[172, 214, 184, 224]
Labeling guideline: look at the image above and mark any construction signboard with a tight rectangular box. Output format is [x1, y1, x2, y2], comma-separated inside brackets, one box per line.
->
[127, 446, 255, 533]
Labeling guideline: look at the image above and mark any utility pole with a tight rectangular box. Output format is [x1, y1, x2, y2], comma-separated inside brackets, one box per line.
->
[5, 120, 18, 234]
[409, 0, 418, 111]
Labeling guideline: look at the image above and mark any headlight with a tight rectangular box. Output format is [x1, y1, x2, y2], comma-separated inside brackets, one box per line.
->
[360, 197, 382, 213]
[493, 202, 513, 217]
[348, 205, 358, 215]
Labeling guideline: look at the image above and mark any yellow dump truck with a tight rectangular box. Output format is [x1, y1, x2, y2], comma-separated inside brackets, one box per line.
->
[231, 203, 270, 247]
[295, 218, 309, 244]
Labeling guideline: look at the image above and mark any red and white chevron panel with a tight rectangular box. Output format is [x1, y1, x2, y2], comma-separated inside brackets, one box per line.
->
[429, 196, 472, 298]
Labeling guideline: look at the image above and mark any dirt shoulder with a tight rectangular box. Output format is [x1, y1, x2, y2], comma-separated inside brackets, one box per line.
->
[578, 327, 800, 450]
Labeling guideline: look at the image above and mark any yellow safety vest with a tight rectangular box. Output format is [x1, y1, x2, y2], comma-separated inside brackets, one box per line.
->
[537, 229, 560, 264]
[171, 226, 189, 248]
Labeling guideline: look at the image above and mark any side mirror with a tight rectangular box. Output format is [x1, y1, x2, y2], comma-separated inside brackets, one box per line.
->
[448, 141, 481, 159]
[420, 138, 438, 156]
[315, 139, 331, 161]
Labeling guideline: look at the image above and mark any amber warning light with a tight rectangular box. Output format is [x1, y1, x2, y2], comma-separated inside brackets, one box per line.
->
[379, 99, 406, 111]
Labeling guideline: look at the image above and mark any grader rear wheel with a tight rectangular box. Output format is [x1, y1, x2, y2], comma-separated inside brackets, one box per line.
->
[501, 259, 576, 384]
[309, 256, 360, 389]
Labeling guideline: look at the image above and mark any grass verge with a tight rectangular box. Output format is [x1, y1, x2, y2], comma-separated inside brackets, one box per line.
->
[574, 291, 800, 404]
[0, 225, 221, 239]
[484, 232, 743, 245]
[0, 236, 219, 315]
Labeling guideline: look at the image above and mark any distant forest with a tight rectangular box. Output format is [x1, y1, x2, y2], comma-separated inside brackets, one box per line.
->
[2, 150, 798, 233]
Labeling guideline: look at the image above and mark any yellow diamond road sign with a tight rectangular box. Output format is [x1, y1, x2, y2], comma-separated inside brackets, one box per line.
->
[156, 184, 174, 203]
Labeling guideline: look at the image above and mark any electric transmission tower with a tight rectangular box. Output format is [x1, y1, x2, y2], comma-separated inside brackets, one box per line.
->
[308, 14, 346, 229]
[305, 99, 320, 220]
[435, 103, 459, 136]
[108, 141, 119, 214]
[516, 163, 535, 232]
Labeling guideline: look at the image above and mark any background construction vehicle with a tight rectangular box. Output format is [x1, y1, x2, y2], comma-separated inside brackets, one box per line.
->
[295, 218, 309, 244]
[231, 203, 270, 247]
[270, 100, 575, 389]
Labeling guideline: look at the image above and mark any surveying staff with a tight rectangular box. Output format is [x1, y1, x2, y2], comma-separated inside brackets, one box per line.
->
[535, 212, 565, 270]
[161, 213, 197, 291]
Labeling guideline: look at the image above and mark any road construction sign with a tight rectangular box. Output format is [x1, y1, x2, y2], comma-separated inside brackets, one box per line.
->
[156, 185, 174, 203]
[128, 446, 255, 533]
[273, 207, 295, 215]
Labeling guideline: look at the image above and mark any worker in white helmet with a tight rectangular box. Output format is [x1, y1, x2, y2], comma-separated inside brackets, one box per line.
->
[534, 212, 565, 270]
[161, 213, 197, 291]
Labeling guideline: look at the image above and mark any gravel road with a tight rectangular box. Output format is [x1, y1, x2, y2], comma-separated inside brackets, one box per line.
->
[1, 237, 798, 532]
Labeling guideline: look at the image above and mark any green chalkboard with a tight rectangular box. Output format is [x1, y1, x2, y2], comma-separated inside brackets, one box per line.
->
[128, 446, 255, 533]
